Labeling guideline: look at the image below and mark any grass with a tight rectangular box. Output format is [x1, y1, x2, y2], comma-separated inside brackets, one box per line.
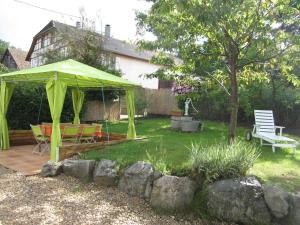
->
[83, 118, 300, 192]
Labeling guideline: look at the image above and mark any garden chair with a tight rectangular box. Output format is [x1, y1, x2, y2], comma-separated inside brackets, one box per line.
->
[252, 110, 298, 153]
[30, 124, 50, 155]
[61, 125, 81, 143]
[79, 125, 97, 143]
[92, 123, 103, 139]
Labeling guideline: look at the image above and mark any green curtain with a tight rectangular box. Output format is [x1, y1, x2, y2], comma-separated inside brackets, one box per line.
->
[72, 89, 85, 124]
[0, 81, 15, 150]
[125, 88, 136, 139]
[46, 78, 67, 161]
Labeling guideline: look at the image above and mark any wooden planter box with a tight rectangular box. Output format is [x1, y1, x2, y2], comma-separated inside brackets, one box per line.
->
[59, 133, 129, 160]
[9, 130, 35, 146]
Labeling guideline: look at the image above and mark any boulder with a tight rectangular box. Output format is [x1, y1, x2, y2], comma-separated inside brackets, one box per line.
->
[41, 161, 63, 177]
[153, 170, 162, 181]
[93, 159, 118, 186]
[263, 184, 289, 218]
[118, 161, 154, 199]
[207, 176, 271, 225]
[150, 175, 197, 212]
[285, 192, 300, 225]
[63, 159, 95, 180]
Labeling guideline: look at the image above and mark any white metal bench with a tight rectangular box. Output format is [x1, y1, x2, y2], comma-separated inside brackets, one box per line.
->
[252, 110, 298, 153]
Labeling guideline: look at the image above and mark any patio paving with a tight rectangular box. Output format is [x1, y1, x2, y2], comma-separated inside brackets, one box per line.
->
[0, 145, 49, 176]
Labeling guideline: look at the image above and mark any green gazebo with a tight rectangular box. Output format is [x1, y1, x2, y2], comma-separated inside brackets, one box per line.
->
[0, 59, 137, 161]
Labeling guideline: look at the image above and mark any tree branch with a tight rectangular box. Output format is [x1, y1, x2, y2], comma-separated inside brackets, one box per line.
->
[237, 45, 292, 68]
[206, 72, 231, 96]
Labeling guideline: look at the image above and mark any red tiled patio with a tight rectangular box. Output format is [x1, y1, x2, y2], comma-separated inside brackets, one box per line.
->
[0, 145, 49, 176]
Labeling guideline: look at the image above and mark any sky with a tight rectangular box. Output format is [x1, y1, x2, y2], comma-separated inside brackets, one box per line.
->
[0, 0, 152, 51]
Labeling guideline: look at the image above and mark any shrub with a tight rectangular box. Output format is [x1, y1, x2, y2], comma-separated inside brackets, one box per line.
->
[7, 83, 76, 129]
[189, 141, 260, 183]
[146, 140, 170, 174]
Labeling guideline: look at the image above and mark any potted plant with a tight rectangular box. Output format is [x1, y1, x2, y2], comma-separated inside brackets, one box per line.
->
[171, 109, 183, 117]
[170, 109, 183, 129]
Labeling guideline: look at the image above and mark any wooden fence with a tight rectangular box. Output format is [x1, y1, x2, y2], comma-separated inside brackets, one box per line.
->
[145, 88, 179, 115]
[82, 100, 120, 122]
[121, 88, 178, 116]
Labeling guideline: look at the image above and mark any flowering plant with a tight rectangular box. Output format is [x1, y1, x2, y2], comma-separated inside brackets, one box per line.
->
[171, 83, 193, 95]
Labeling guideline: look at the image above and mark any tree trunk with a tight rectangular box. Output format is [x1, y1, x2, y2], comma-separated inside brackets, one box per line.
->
[228, 57, 238, 143]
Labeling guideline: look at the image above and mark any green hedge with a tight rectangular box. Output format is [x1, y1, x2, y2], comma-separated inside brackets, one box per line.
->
[7, 83, 75, 130]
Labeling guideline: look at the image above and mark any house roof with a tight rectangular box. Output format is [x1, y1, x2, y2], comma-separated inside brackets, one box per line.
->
[25, 20, 158, 62]
[2, 48, 30, 70]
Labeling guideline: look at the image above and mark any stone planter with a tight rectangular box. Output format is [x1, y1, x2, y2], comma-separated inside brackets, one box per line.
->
[171, 116, 181, 129]
[180, 116, 193, 122]
[181, 120, 200, 132]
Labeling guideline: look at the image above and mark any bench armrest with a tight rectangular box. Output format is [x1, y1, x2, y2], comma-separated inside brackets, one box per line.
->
[252, 124, 260, 134]
[275, 126, 285, 136]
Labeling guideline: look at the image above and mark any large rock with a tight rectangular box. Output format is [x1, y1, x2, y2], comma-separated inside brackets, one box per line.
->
[41, 161, 63, 177]
[207, 176, 271, 225]
[150, 175, 197, 212]
[263, 184, 289, 218]
[63, 159, 95, 180]
[285, 192, 300, 225]
[93, 159, 118, 186]
[118, 161, 154, 199]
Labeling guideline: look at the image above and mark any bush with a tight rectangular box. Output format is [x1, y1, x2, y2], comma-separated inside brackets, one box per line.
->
[7, 83, 77, 129]
[189, 141, 260, 183]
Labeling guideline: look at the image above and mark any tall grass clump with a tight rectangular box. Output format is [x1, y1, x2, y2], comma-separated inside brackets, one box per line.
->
[146, 139, 170, 175]
[190, 141, 261, 183]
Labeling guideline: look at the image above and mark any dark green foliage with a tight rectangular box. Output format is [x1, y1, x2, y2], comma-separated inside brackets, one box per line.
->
[0, 63, 9, 74]
[0, 39, 9, 59]
[175, 74, 300, 128]
[7, 83, 76, 129]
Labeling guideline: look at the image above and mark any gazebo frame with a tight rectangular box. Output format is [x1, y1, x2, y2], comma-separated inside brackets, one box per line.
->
[0, 59, 137, 161]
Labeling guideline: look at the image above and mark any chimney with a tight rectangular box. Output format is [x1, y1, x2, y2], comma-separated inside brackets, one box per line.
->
[105, 24, 111, 37]
[76, 21, 81, 28]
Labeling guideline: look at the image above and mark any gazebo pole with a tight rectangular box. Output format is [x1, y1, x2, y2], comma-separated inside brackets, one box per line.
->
[71, 89, 85, 125]
[0, 81, 15, 150]
[46, 74, 67, 161]
[125, 88, 136, 139]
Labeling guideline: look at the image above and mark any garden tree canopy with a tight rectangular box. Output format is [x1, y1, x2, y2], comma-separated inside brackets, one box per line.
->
[0, 59, 137, 161]
[136, 0, 300, 142]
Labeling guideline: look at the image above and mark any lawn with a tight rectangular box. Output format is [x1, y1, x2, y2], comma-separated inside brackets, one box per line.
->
[83, 118, 300, 192]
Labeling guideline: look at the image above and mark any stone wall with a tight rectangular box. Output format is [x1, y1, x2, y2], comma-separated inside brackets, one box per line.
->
[41, 160, 300, 225]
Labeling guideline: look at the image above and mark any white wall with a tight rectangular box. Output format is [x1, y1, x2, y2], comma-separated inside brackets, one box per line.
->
[115, 55, 160, 89]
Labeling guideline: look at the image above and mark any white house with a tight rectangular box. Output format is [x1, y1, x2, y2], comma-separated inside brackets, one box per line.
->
[25, 20, 169, 89]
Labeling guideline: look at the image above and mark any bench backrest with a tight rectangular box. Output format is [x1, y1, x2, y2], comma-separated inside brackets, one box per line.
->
[254, 110, 275, 134]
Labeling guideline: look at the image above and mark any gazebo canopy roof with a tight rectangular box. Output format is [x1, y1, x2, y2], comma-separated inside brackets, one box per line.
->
[0, 59, 137, 88]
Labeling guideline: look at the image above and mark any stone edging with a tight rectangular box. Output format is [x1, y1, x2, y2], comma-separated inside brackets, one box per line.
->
[41, 159, 300, 225]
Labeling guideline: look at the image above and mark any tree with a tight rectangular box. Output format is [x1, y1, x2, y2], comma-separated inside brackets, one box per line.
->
[0, 39, 9, 59]
[136, 0, 299, 142]
[0, 63, 8, 74]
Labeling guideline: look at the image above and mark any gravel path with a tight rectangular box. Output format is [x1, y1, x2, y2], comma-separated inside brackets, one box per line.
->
[0, 166, 229, 225]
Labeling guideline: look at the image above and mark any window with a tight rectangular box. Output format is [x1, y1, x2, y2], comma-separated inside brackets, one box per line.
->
[34, 38, 42, 51]
[31, 56, 44, 67]
[43, 33, 52, 47]
[31, 58, 37, 67]
[110, 56, 116, 69]
[60, 46, 68, 57]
